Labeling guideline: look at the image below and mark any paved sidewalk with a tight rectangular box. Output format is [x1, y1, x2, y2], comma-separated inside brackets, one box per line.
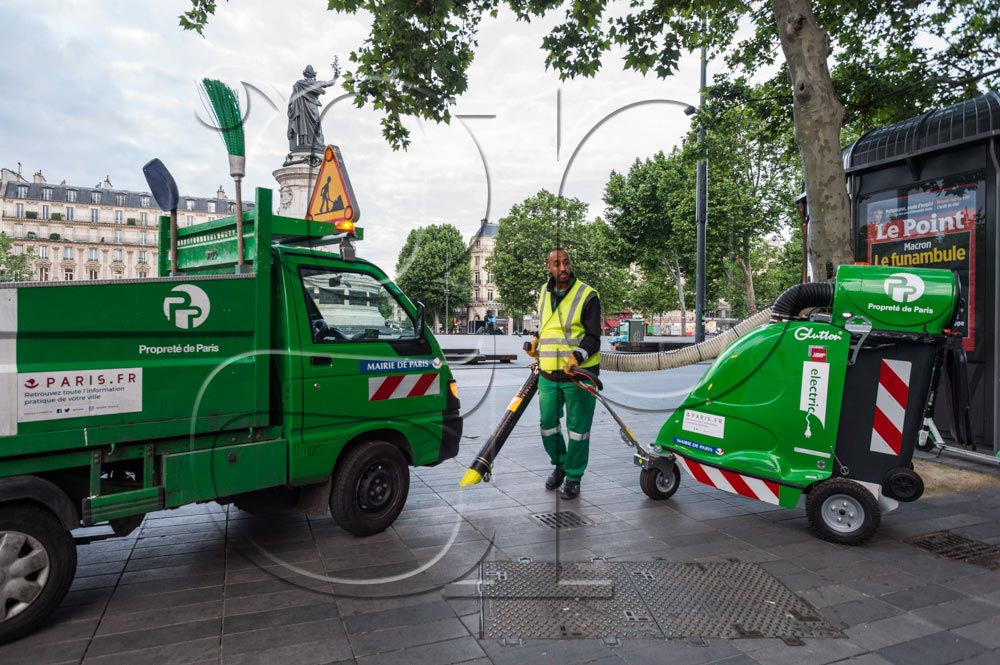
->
[3, 362, 999, 665]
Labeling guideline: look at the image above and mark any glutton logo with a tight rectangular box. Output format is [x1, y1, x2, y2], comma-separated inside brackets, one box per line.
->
[883, 272, 925, 304]
[163, 284, 211, 329]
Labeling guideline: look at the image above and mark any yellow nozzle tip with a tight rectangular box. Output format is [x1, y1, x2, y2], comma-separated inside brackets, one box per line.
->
[459, 469, 483, 487]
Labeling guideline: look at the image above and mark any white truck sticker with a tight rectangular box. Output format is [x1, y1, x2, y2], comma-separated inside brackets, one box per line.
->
[0, 291, 16, 436]
[800, 361, 830, 437]
[18, 368, 143, 423]
[682, 410, 726, 439]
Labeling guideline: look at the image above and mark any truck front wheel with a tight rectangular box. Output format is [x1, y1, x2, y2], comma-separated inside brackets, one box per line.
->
[0, 504, 77, 644]
[330, 441, 410, 536]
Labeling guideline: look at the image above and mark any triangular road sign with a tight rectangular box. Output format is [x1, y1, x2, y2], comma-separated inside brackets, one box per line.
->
[306, 145, 360, 225]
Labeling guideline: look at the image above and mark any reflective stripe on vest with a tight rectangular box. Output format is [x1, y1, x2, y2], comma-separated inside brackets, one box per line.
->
[537, 280, 600, 372]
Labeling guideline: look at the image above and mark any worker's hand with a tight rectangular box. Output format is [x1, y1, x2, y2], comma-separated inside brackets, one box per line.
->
[524, 338, 539, 359]
[564, 353, 580, 376]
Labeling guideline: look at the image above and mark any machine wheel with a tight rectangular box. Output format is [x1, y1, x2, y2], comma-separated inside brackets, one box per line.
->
[0, 504, 78, 645]
[330, 441, 410, 537]
[882, 467, 924, 502]
[639, 464, 681, 500]
[806, 478, 880, 546]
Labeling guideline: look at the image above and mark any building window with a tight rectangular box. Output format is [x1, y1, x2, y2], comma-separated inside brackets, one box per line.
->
[42, 188, 52, 201]
[186, 199, 195, 211]
[474, 271, 481, 284]
[114, 230, 122, 244]
[207, 201, 216, 213]
[138, 250, 148, 264]
[486, 272, 491, 284]
[114, 249, 123, 262]
[474, 256, 479, 266]
[475, 239, 480, 249]
[90, 191, 101, 204]
[64, 269, 74, 281]
[38, 246, 49, 259]
[13, 244, 22, 255]
[89, 268, 99, 280]
[42, 204, 50, 219]
[140, 195, 150, 208]
[113, 271, 123, 279]
[186, 215, 194, 226]
[115, 193, 125, 206]
[141, 212, 148, 225]
[15, 203, 24, 217]
[13, 224, 23, 236]
[90, 208, 99, 223]
[474, 289, 480, 302]
[39, 266, 49, 281]
[67, 189, 77, 203]
[228, 202, 236, 213]
[115, 210, 124, 224]
[488, 290, 494, 302]
[88, 248, 98, 261]
[140, 231, 148, 245]
[66, 206, 74, 221]
[16, 185, 27, 198]
[63, 247, 73, 260]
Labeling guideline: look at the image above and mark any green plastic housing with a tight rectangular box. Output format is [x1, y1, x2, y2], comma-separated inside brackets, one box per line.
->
[832, 265, 956, 333]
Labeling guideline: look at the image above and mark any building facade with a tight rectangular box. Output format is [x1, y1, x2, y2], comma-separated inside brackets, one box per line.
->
[463, 217, 507, 333]
[0, 168, 251, 282]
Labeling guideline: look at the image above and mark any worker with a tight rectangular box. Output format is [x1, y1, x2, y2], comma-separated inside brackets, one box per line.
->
[525, 248, 601, 499]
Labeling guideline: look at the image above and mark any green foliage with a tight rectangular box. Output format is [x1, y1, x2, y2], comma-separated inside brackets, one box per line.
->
[628, 266, 679, 320]
[200, 78, 245, 157]
[0, 233, 34, 282]
[487, 190, 624, 320]
[394, 224, 471, 324]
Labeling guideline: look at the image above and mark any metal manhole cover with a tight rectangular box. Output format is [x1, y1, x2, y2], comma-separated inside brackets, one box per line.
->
[480, 561, 842, 640]
[530, 510, 592, 529]
[908, 531, 1000, 569]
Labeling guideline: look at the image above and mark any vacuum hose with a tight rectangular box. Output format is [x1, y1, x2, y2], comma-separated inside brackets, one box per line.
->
[602, 282, 834, 373]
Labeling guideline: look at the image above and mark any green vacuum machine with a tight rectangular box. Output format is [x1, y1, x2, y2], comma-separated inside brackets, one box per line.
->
[636, 265, 966, 545]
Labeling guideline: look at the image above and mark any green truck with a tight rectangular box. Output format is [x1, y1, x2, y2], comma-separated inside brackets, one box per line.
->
[0, 188, 462, 643]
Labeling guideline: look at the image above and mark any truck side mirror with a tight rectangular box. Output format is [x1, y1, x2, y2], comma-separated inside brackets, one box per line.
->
[415, 302, 426, 340]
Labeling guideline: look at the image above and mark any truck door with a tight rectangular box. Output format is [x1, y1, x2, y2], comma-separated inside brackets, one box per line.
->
[289, 260, 440, 482]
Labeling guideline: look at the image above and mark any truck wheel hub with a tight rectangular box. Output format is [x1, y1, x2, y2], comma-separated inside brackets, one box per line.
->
[0, 531, 49, 619]
[822, 495, 863, 533]
[358, 464, 393, 511]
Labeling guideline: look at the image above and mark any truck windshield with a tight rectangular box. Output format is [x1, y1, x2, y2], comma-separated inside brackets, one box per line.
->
[299, 267, 418, 343]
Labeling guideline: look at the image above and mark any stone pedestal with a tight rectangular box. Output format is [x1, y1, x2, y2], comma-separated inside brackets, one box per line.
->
[272, 162, 319, 218]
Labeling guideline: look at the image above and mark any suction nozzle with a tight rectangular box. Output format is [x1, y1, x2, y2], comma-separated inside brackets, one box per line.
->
[459, 468, 483, 487]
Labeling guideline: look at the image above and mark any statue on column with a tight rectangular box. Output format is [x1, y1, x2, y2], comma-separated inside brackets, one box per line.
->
[284, 58, 340, 166]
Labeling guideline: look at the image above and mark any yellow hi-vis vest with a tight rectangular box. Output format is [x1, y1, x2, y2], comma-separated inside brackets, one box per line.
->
[537, 279, 600, 373]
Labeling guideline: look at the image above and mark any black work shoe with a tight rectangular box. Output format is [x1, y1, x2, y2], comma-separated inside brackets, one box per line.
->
[560, 480, 580, 500]
[545, 468, 565, 490]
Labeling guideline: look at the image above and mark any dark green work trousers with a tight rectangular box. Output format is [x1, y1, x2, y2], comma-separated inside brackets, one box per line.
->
[538, 376, 597, 482]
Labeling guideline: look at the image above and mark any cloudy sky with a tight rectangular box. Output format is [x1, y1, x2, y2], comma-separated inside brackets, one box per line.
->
[1, 0, 710, 275]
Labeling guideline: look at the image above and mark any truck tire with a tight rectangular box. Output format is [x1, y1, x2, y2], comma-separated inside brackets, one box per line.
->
[330, 441, 409, 536]
[639, 465, 680, 500]
[806, 478, 880, 546]
[0, 504, 77, 644]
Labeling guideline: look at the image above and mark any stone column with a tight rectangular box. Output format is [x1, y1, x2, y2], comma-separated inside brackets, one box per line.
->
[272, 162, 320, 219]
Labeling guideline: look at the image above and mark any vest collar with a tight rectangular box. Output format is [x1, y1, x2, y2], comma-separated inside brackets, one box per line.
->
[547, 273, 577, 295]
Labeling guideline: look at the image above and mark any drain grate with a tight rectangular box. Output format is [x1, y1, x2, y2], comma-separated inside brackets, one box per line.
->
[530, 510, 592, 529]
[480, 561, 842, 640]
[908, 531, 1000, 570]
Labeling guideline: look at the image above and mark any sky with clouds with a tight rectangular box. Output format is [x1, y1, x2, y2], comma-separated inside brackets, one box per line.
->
[1, 0, 711, 275]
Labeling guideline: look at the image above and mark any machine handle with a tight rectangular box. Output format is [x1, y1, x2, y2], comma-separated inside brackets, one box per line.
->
[569, 367, 604, 392]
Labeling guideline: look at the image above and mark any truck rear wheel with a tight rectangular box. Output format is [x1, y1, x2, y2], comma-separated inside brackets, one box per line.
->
[0, 504, 77, 645]
[330, 441, 409, 537]
[806, 478, 880, 546]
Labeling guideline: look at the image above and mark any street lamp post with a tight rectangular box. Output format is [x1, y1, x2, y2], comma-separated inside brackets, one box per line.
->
[444, 245, 450, 334]
[693, 28, 708, 344]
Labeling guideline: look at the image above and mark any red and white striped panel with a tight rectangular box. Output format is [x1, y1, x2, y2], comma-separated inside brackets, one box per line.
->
[673, 455, 781, 505]
[869, 359, 911, 456]
[368, 373, 440, 401]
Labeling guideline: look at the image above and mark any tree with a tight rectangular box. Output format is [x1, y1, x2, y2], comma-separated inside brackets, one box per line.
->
[394, 224, 471, 330]
[0, 233, 33, 282]
[629, 266, 679, 322]
[487, 190, 625, 322]
[183, 1, 1000, 279]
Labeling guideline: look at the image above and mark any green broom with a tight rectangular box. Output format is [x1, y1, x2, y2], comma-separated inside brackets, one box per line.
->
[199, 78, 248, 270]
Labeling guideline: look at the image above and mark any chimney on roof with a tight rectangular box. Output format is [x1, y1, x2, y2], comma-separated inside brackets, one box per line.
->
[481, 217, 488, 226]
[33, 170, 46, 184]
[102, 175, 112, 189]
[217, 185, 226, 199]
[60, 179, 66, 185]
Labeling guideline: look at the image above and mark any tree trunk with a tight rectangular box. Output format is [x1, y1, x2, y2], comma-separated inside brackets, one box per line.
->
[736, 256, 758, 315]
[666, 259, 687, 336]
[771, 0, 853, 280]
